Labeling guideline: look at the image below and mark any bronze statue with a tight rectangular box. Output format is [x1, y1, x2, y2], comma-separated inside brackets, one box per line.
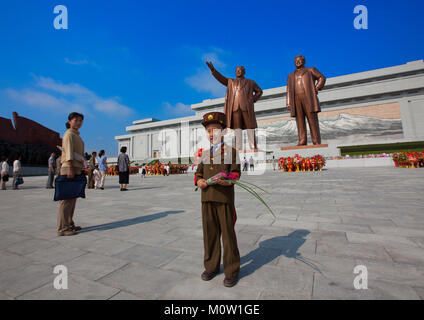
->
[286, 55, 326, 145]
[206, 62, 263, 150]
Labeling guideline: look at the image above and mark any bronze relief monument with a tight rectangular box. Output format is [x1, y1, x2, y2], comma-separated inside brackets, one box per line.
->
[286, 55, 326, 146]
[206, 61, 263, 150]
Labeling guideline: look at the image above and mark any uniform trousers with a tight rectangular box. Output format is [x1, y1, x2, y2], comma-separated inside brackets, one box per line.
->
[202, 202, 240, 278]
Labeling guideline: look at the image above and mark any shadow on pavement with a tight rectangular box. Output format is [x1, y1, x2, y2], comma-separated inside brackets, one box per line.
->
[239, 229, 322, 279]
[79, 210, 185, 233]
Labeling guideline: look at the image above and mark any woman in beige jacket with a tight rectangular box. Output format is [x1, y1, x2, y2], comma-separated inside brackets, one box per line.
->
[57, 112, 85, 236]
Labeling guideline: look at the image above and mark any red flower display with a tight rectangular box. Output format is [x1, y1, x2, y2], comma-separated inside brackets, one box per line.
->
[392, 151, 424, 168]
[278, 154, 326, 172]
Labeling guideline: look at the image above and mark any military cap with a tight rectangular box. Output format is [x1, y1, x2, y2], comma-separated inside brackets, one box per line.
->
[201, 112, 227, 129]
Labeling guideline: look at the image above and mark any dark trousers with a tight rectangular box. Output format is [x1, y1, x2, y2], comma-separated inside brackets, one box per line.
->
[202, 202, 240, 278]
[295, 93, 321, 145]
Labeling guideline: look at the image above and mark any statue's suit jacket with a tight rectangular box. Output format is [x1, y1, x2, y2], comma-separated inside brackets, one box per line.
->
[286, 67, 326, 117]
[211, 69, 262, 129]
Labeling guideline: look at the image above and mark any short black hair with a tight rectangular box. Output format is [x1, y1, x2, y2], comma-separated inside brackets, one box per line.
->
[99, 150, 105, 157]
[120, 146, 127, 153]
[66, 112, 84, 129]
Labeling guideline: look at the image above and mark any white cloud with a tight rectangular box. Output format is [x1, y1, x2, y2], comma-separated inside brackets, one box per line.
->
[201, 52, 226, 69]
[94, 98, 133, 116]
[185, 48, 228, 98]
[185, 70, 226, 97]
[5, 76, 134, 118]
[163, 102, 194, 116]
[6, 88, 66, 110]
[64, 58, 89, 65]
[35, 76, 91, 96]
[64, 57, 100, 69]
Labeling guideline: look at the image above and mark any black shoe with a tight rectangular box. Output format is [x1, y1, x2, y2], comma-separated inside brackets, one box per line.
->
[123, 188, 128, 191]
[223, 277, 238, 287]
[120, 188, 123, 191]
[100, 187, 104, 190]
[201, 270, 218, 281]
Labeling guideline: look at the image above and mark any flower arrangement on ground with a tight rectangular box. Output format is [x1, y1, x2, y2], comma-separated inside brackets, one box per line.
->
[392, 151, 424, 168]
[278, 154, 326, 172]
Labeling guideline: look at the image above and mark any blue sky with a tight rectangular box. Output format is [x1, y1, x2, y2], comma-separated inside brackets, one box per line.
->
[0, 0, 423, 155]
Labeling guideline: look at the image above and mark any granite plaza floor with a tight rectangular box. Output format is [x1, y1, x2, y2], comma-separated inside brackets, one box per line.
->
[0, 166, 424, 300]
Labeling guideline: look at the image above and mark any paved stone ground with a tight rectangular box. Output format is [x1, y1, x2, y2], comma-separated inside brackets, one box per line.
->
[0, 166, 424, 300]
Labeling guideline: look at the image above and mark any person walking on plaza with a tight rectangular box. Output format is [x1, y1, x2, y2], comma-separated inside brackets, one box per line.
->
[1, 156, 10, 190]
[87, 151, 97, 189]
[57, 112, 85, 236]
[141, 163, 146, 178]
[12, 154, 23, 190]
[242, 157, 248, 172]
[249, 156, 255, 171]
[118, 146, 130, 191]
[272, 155, 277, 171]
[46, 152, 56, 189]
[195, 112, 241, 288]
[97, 150, 107, 190]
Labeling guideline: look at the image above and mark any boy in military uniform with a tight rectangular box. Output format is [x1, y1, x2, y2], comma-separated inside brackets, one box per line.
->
[195, 112, 241, 287]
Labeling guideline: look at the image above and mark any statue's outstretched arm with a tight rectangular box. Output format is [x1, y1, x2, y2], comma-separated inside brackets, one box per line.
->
[206, 61, 228, 86]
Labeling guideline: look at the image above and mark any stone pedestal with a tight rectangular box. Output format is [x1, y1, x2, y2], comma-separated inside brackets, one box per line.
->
[276, 144, 341, 158]
[239, 149, 262, 153]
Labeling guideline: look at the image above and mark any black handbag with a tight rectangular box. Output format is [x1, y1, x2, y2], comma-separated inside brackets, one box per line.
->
[54, 174, 87, 201]
[2, 174, 9, 182]
[15, 175, 24, 185]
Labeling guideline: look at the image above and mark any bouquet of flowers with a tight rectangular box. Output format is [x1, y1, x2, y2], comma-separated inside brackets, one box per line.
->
[195, 171, 275, 217]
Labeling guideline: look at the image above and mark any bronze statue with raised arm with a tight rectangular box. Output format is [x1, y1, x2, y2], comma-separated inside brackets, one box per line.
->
[286, 55, 326, 145]
[206, 61, 263, 150]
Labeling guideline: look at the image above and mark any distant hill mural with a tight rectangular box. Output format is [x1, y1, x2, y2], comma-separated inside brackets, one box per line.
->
[257, 103, 403, 148]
